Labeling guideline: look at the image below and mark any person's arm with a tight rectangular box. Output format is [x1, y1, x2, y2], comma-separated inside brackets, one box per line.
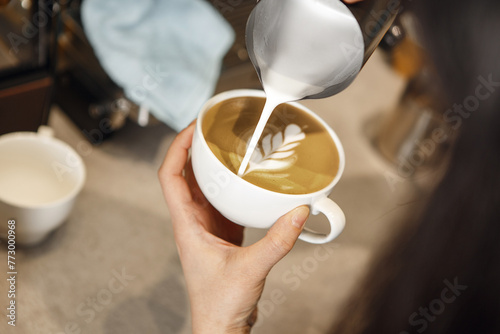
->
[158, 122, 310, 333]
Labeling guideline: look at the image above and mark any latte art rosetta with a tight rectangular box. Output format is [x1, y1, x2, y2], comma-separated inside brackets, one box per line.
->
[236, 124, 305, 176]
[202, 96, 339, 194]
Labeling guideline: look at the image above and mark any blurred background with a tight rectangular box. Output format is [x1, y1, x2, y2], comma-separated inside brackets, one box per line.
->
[0, 0, 453, 333]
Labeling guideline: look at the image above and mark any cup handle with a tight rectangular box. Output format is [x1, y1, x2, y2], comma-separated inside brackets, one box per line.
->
[298, 197, 345, 244]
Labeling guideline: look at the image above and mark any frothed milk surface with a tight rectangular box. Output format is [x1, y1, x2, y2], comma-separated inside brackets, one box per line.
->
[202, 97, 339, 194]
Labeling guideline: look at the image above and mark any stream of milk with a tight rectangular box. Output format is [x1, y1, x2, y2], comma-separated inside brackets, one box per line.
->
[236, 67, 323, 176]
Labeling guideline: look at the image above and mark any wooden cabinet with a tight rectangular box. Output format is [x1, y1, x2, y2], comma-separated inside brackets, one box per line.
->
[0, 74, 53, 135]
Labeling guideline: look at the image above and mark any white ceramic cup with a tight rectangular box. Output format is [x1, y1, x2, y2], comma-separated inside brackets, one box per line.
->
[0, 126, 86, 246]
[191, 90, 346, 244]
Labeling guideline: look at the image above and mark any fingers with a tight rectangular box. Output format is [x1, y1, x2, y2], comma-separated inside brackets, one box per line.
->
[158, 122, 206, 241]
[158, 122, 196, 205]
[248, 206, 310, 274]
[159, 121, 196, 181]
[184, 157, 207, 207]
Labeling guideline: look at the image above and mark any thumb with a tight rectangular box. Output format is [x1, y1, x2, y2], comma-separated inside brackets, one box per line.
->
[248, 206, 310, 274]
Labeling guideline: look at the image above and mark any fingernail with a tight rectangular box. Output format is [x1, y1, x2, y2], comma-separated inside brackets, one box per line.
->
[292, 206, 309, 229]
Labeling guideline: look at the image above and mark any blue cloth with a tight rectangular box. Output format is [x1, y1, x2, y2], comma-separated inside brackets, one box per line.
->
[82, 0, 234, 131]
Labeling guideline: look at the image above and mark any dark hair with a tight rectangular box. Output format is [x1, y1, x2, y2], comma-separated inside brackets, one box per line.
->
[331, 0, 500, 333]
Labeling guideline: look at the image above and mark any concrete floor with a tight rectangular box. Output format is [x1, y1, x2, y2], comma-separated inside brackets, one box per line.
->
[0, 51, 433, 333]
